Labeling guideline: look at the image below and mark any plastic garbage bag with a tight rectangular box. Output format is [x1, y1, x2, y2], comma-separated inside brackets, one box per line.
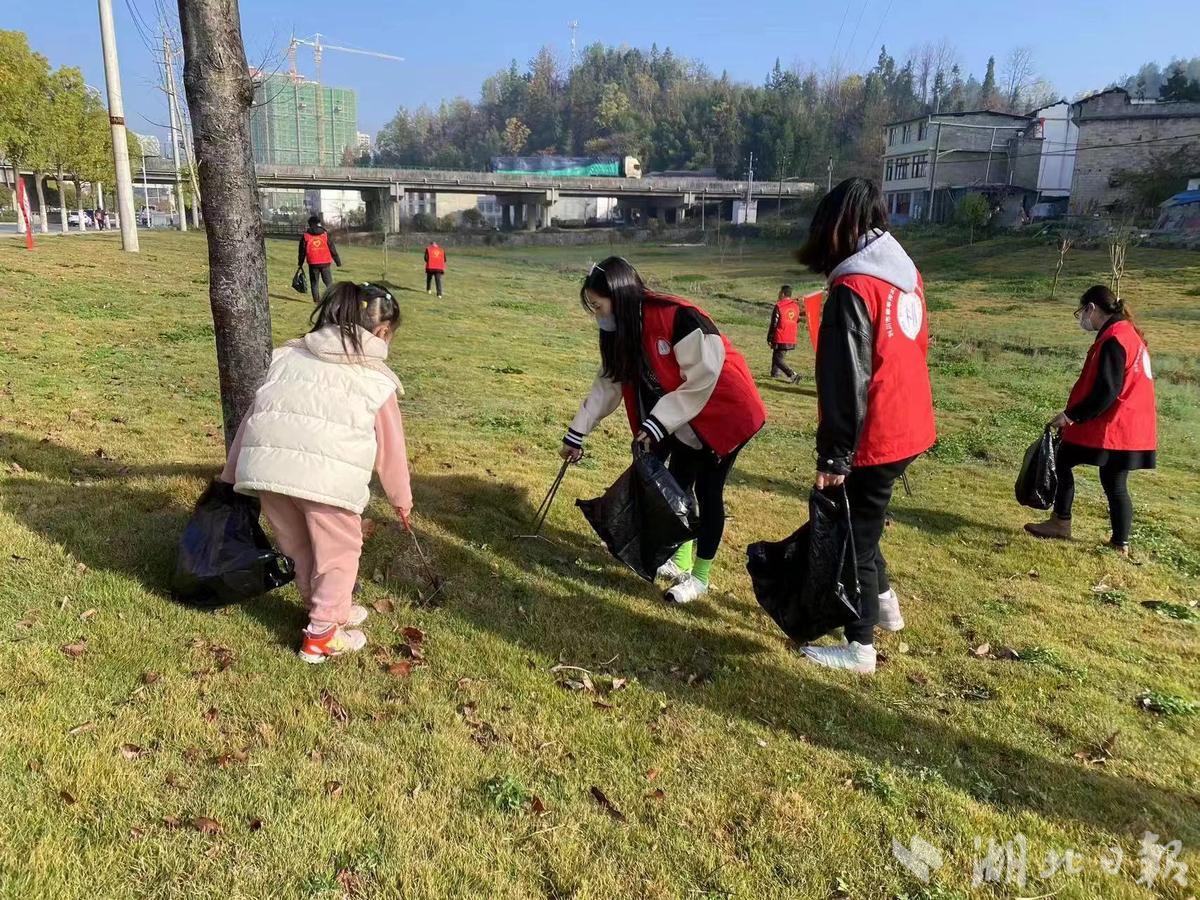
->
[746, 487, 861, 644]
[172, 480, 295, 608]
[291, 266, 307, 294]
[1015, 426, 1060, 510]
[576, 450, 695, 581]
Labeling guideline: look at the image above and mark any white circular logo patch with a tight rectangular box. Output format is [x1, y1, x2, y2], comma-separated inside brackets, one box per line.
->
[896, 292, 924, 340]
[657, 339, 671, 356]
[1141, 348, 1153, 380]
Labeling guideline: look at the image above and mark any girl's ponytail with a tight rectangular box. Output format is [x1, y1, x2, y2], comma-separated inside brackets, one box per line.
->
[1080, 284, 1146, 344]
[310, 281, 401, 354]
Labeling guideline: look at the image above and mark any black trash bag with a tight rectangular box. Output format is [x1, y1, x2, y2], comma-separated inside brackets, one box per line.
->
[576, 451, 695, 581]
[1015, 426, 1060, 510]
[291, 266, 307, 294]
[746, 488, 861, 644]
[172, 480, 295, 608]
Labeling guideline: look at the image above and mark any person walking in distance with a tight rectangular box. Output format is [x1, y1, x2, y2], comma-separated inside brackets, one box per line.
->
[561, 257, 767, 605]
[1024, 286, 1157, 556]
[424, 241, 446, 297]
[298, 215, 342, 303]
[794, 177, 936, 674]
[768, 284, 803, 382]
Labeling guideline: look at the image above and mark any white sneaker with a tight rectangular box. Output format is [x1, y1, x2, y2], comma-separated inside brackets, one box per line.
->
[877, 589, 905, 632]
[346, 604, 369, 627]
[802, 641, 877, 674]
[664, 575, 708, 604]
[656, 559, 690, 583]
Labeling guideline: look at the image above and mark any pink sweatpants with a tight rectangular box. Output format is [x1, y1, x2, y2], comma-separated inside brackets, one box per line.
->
[259, 492, 363, 627]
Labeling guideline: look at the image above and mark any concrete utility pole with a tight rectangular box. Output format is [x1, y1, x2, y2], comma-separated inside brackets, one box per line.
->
[165, 34, 203, 227]
[163, 29, 187, 231]
[827, 155, 833, 192]
[97, 0, 139, 251]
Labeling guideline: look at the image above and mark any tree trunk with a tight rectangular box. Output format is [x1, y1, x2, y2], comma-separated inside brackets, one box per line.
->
[33, 172, 49, 233]
[177, 0, 272, 449]
[13, 165, 26, 235]
[57, 165, 69, 233]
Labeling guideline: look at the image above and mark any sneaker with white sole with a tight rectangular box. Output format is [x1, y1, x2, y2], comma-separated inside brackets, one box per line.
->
[656, 559, 690, 584]
[877, 589, 904, 632]
[664, 574, 708, 604]
[297, 625, 367, 664]
[801, 640, 876, 674]
[346, 604, 369, 627]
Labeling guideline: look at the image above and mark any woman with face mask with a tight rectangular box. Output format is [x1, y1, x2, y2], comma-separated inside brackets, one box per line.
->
[560, 257, 767, 604]
[1025, 285, 1157, 556]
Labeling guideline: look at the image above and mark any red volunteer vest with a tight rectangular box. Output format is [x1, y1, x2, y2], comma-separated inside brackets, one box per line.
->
[828, 271, 936, 467]
[771, 298, 801, 345]
[620, 292, 767, 458]
[303, 231, 333, 266]
[425, 245, 445, 272]
[1061, 320, 1157, 451]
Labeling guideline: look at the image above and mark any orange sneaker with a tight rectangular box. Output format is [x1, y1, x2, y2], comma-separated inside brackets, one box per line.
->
[298, 625, 367, 664]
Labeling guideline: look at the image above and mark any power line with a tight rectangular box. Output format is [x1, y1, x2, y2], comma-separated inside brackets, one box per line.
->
[840, 0, 870, 73]
[860, 0, 894, 72]
[828, 5, 851, 71]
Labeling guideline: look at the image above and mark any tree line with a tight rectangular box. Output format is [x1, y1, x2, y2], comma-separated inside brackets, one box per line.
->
[0, 29, 140, 231]
[373, 42, 1062, 180]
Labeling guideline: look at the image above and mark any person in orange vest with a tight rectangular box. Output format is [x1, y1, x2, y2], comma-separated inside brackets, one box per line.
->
[1025, 286, 1157, 556]
[768, 284, 803, 382]
[298, 215, 342, 303]
[793, 177, 936, 674]
[424, 242, 446, 297]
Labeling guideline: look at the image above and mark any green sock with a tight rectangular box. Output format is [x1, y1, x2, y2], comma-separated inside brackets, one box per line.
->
[672, 540, 695, 572]
[692, 556, 714, 586]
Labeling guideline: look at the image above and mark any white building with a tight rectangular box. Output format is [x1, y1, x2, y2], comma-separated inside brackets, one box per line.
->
[1029, 100, 1078, 217]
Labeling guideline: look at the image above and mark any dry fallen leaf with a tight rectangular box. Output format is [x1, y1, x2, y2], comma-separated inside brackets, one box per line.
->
[142, 671, 161, 685]
[27, 759, 42, 773]
[255, 722, 277, 746]
[589, 786, 626, 822]
[531, 795, 547, 816]
[755, 738, 768, 748]
[1074, 731, 1119, 766]
[118, 743, 144, 761]
[247, 817, 264, 832]
[401, 626, 426, 645]
[992, 646, 1021, 661]
[646, 768, 661, 782]
[193, 816, 222, 834]
[79, 608, 97, 622]
[336, 869, 365, 898]
[325, 780, 344, 798]
[162, 815, 183, 829]
[647, 788, 666, 801]
[321, 689, 349, 724]
[610, 677, 628, 691]
[592, 700, 614, 710]
[969, 642, 991, 659]
[217, 749, 249, 767]
[371, 598, 394, 614]
[386, 660, 413, 678]
[75, 562, 89, 575]
[202, 707, 219, 723]
[361, 518, 378, 540]
[59, 790, 77, 805]
[61, 642, 87, 659]
[67, 721, 96, 736]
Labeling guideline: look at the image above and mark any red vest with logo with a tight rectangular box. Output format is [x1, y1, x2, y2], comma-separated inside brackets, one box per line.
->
[828, 271, 936, 467]
[1062, 320, 1157, 451]
[303, 231, 333, 266]
[620, 292, 767, 458]
[771, 298, 801, 345]
[425, 245, 445, 272]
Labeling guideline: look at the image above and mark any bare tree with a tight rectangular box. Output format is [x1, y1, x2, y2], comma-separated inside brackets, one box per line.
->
[1001, 46, 1036, 112]
[177, 0, 272, 448]
[1050, 233, 1073, 298]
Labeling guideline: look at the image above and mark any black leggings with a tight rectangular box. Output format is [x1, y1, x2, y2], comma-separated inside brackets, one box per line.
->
[655, 438, 742, 560]
[1053, 452, 1133, 545]
[843, 456, 915, 646]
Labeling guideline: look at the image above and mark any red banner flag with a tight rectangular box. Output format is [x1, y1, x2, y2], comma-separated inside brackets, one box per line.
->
[16, 178, 34, 250]
[802, 289, 823, 351]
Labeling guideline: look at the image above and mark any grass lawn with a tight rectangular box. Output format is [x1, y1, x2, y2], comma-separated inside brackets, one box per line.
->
[0, 229, 1197, 899]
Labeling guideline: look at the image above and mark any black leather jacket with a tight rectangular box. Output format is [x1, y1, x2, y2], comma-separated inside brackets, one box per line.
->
[815, 283, 873, 475]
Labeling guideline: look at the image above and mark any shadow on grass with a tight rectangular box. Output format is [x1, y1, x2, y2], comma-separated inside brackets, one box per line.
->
[406, 471, 1200, 844]
[3, 432, 1197, 843]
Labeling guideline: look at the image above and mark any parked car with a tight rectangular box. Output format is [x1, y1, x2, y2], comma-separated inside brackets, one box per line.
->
[68, 211, 96, 228]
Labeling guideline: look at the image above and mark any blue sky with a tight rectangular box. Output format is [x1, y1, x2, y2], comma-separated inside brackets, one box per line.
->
[9, 0, 1198, 147]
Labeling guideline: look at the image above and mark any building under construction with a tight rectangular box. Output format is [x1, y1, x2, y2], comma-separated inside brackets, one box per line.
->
[249, 73, 359, 167]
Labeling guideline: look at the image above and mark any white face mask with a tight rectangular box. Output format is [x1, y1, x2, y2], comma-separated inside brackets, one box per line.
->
[1078, 305, 1096, 332]
[595, 313, 617, 332]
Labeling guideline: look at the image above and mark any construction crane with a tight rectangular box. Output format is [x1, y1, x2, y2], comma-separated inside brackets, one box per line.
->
[287, 33, 403, 164]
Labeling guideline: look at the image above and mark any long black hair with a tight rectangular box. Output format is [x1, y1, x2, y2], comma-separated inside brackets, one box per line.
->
[1078, 284, 1145, 343]
[580, 256, 646, 384]
[795, 176, 889, 276]
[310, 281, 401, 355]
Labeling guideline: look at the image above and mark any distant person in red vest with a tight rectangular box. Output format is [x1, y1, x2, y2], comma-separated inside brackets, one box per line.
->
[768, 284, 803, 382]
[1025, 286, 1156, 556]
[794, 176, 936, 674]
[298, 215, 341, 303]
[424, 242, 446, 297]
[560, 256, 767, 605]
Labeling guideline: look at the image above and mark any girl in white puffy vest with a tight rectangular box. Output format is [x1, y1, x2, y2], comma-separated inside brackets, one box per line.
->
[221, 282, 412, 663]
